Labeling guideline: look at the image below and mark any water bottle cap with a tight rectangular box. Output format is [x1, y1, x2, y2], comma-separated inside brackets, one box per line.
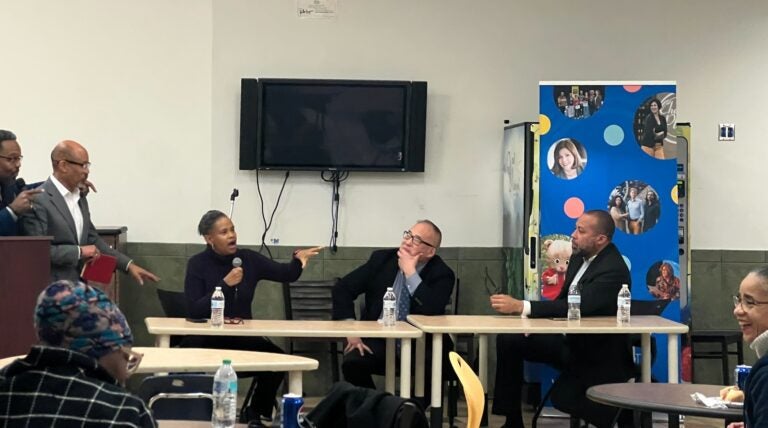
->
[386, 287, 393, 291]
[223, 359, 231, 364]
[215, 286, 222, 290]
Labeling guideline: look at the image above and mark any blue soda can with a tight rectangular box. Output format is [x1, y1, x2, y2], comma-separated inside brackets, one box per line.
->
[735, 364, 752, 390]
[281, 393, 304, 428]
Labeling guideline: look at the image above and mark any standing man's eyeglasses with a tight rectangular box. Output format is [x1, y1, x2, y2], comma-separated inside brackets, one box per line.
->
[0, 154, 23, 163]
[402, 230, 435, 248]
[57, 158, 92, 169]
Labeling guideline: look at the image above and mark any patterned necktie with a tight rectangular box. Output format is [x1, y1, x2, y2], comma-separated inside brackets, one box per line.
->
[393, 271, 410, 321]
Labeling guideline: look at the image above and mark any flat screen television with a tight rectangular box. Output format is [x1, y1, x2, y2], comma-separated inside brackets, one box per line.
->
[239, 78, 427, 171]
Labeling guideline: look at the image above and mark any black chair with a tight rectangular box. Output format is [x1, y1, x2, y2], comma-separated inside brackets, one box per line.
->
[155, 288, 188, 347]
[690, 329, 744, 384]
[282, 278, 342, 382]
[137, 374, 213, 421]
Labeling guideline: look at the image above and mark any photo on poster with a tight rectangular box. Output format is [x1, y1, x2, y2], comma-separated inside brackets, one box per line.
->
[646, 260, 681, 300]
[539, 234, 572, 300]
[552, 85, 605, 119]
[633, 92, 677, 159]
[606, 180, 661, 235]
[547, 138, 588, 180]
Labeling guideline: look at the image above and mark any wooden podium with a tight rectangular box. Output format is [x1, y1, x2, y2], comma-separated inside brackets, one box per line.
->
[0, 236, 51, 358]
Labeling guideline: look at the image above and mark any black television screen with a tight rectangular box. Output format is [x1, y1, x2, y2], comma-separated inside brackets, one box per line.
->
[239, 78, 426, 171]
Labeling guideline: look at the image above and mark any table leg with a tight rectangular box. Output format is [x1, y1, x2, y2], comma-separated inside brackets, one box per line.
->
[668, 334, 679, 383]
[156, 334, 170, 348]
[479, 334, 489, 427]
[400, 338, 412, 398]
[385, 338, 396, 394]
[667, 412, 680, 428]
[430, 333, 443, 428]
[415, 335, 426, 400]
[288, 371, 302, 396]
[641, 333, 651, 383]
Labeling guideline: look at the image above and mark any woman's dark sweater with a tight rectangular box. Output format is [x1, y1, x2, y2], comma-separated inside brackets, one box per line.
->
[185, 246, 303, 319]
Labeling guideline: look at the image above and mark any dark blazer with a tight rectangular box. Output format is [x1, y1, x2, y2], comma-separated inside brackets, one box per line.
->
[0, 180, 20, 236]
[20, 178, 131, 282]
[745, 353, 768, 427]
[332, 249, 455, 321]
[533, 242, 634, 376]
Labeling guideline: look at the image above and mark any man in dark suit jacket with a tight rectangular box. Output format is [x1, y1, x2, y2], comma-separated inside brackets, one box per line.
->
[20, 140, 159, 285]
[0, 130, 42, 236]
[490, 210, 634, 428]
[332, 220, 455, 390]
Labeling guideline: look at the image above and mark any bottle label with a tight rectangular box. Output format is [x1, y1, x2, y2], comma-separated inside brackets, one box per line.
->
[383, 301, 396, 309]
[229, 380, 238, 394]
[617, 297, 630, 308]
[211, 300, 224, 309]
[567, 295, 581, 305]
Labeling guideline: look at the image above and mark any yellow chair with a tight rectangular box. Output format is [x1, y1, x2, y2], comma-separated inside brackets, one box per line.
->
[449, 351, 485, 428]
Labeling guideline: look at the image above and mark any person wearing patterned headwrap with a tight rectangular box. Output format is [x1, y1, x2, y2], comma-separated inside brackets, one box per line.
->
[0, 280, 156, 427]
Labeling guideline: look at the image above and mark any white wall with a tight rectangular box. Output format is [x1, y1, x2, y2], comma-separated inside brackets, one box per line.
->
[3, 0, 767, 249]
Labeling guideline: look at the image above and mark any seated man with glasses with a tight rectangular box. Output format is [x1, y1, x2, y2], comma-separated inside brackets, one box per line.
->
[332, 220, 456, 393]
[0, 129, 43, 236]
[20, 140, 159, 285]
[0, 280, 155, 427]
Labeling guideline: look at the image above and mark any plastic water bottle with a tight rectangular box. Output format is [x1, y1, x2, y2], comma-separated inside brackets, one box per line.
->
[212, 359, 237, 428]
[617, 284, 631, 325]
[211, 286, 225, 328]
[567, 283, 581, 321]
[382, 287, 397, 327]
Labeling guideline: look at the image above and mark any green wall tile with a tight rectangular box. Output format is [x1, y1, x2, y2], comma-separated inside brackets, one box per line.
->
[459, 247, 503, 261]
[125, 242, 187, 257]
[691, 250, 721, 262]
[722, 250, 764, 263]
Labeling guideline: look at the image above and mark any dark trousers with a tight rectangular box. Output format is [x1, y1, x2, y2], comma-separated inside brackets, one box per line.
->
[342, 336, 454, 399]
[180, 335, 284, 417]
[492, 334, 568, 427]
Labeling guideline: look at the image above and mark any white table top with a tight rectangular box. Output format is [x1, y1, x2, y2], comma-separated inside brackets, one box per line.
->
[406, 314, 689, 334]
[0, 347, 319, 373]
[145, 317, 423, 339]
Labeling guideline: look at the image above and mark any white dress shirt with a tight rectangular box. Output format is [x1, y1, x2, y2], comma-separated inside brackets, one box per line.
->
[50, 175, 84, 244]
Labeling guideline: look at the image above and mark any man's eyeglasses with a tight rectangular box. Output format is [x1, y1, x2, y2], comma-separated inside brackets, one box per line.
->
[59, 158, 92, 169]
[122, 347, 144, 374]
[402, 230, 435, 248]
[0, 154, 23, 163]
[733, 295, 768, 311]
[224, 317, 244, 325]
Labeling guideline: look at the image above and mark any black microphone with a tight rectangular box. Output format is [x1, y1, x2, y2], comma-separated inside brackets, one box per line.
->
[232, 257, 242, 268]
[15, 178, 26, 191]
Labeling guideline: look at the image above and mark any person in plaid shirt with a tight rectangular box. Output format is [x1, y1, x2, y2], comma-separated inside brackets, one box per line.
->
[0, 280, 156, 427]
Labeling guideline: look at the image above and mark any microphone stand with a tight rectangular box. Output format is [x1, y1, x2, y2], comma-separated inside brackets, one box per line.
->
[229, 188, 239, 218]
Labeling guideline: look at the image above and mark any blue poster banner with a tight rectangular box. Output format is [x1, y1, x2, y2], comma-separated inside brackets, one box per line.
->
[539, 82, 679, 381]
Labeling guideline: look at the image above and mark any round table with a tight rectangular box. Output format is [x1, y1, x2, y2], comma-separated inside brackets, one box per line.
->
[587, 383, 742, 428]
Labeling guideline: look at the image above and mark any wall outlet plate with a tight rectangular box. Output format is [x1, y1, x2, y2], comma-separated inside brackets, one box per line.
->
[718, 123, 735, 141]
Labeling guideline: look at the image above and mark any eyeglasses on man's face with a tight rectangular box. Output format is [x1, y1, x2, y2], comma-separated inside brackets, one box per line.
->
[121, 347, 143, 374]
[0, 154, 23, 164]
[61, 158, 91, 169]
[402, 230, 435, 248]
[733, 295, 768, 311]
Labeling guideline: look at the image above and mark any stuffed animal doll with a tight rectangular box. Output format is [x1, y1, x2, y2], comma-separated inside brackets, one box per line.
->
[540, 238, 572, 300]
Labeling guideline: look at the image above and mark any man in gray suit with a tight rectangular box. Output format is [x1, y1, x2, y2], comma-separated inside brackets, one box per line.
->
[21, 140, 159, 285]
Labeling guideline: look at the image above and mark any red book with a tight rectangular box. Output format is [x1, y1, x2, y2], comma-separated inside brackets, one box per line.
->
[80, 254, 117, 284]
